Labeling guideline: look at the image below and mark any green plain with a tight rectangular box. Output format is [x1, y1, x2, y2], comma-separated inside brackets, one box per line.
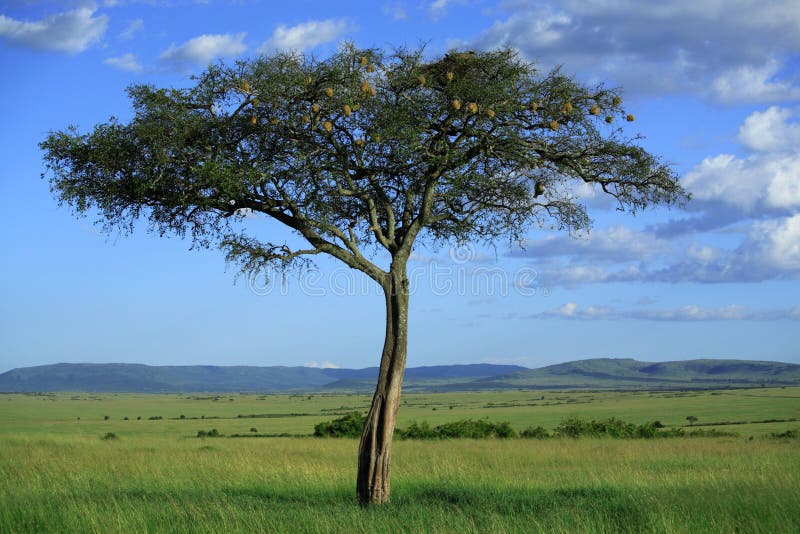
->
[1, 387, 799, 532]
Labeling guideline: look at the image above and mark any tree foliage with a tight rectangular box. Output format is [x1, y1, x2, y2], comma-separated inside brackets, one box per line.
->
[42, 44, 685, 282]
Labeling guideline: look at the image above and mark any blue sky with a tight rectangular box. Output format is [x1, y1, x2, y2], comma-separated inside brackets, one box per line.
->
[1, 0, 798, 373]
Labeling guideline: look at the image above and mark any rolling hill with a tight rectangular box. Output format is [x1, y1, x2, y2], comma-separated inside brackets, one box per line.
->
[0, 362, 526, 393]
[0, 358, 798, 393]
[459, 358, 800, 391]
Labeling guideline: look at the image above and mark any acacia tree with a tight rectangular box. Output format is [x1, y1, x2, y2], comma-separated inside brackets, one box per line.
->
[41, 45, 685, 504]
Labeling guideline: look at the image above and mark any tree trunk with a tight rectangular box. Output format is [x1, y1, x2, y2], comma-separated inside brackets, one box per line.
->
[356, 264, 409, 505]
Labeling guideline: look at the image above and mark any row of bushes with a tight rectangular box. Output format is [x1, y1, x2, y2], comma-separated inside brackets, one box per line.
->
[313, 413, 743, 440]
[313, 412, 514, 439]
[550, 418, 664, 439]
[101, 416, 164, 420]
[541, 418, 740, 439]
[397, 419, 515, 439]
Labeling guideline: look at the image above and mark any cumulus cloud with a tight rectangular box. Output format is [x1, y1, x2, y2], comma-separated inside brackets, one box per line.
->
[654, 106, 800, 238]
[682, 109, 800, 214]
[259, 19, 352, 53]
[0, 8, 108, 53]
[104, 52, 142, 72]
[465, 1, 800, 102]
[737, 106, 800, 153]
[743, 215, 800, 273]
[682, 153, 800, 214]
[160, 33, 247, 69]
[533, 302, 800, 321]
[712, 60, 800, 104]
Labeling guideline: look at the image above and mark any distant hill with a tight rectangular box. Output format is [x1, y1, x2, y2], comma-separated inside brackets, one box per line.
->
[0, 362, 526, 393]
[320, 364, 530, 392]
[460, 358, 800, 391]
[0, 359, 797, 393]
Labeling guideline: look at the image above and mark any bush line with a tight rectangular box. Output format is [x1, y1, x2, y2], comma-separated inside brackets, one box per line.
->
[311, 413, 748, 439]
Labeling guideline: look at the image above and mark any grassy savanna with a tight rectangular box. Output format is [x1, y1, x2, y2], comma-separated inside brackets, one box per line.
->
[2, 387, 798, 438]
[1, 388, 798, 532]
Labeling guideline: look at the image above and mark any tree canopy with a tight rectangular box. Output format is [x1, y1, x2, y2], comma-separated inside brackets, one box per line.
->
[43, 45, 684, 284]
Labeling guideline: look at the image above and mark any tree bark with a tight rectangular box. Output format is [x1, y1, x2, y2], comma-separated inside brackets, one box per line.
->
[356, 262, 409, 505]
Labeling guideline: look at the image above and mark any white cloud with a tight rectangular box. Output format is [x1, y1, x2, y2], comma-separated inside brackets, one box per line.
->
[104, 53, 142, 72]
[685, 158, 800, 213]
[119, 18, 143, 40]
[160, 33, 247, 69]
[467, 1, 800, 102]
[542, 302, 614, 319]
[745, 215, 800, 272]
[0, 8, 108, 53]
[518, 213, 800, 287]
[653, 106, 800, 239]
[259, 19, 352, 53]
[712, 60, 800, 104]
[738, 106, 800, 153]
[682, 154, 773, 212]
[304, 361, 341, 369]
[514, 226, 666, 263]
[551, 301, 578, 317]
[470, 9, 571, 49]
[634, 304, 749, 321]
[534, 303, 800, 321]
[681, 107, 800, 215]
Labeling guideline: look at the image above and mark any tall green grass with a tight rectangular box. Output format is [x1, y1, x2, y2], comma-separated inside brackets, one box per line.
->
[1, 435, 798, 532]
[1, 388, 798, 532]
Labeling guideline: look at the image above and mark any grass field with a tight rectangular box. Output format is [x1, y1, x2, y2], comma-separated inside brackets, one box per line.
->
[1, 387, 799, 532]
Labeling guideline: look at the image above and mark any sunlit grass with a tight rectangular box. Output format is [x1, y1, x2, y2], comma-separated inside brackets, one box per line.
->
[1, 388, 798, 532]
[1, 435, 799, 532]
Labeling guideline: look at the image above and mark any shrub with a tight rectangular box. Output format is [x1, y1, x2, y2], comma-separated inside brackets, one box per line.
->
[686, 428, 737, 437]
[553, 418, 592, 438]
[179, 414, 186, 419]
[635, 422, 659, 439]
[314, 412, 366, 437]
[396, 421, 436, 440]
[520, 426, 550, 439]
[396, 419, 515, 440]
[101, 432, 117, 440]
[435, 419, 515, 439]
[554, 418, 659, 439]
[197, 429, 221, 438]
[250, 427, 258, 433]
[103, 415, 110, 420]
[770, 429, 798, 439]
[657, 427, 738, 438]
